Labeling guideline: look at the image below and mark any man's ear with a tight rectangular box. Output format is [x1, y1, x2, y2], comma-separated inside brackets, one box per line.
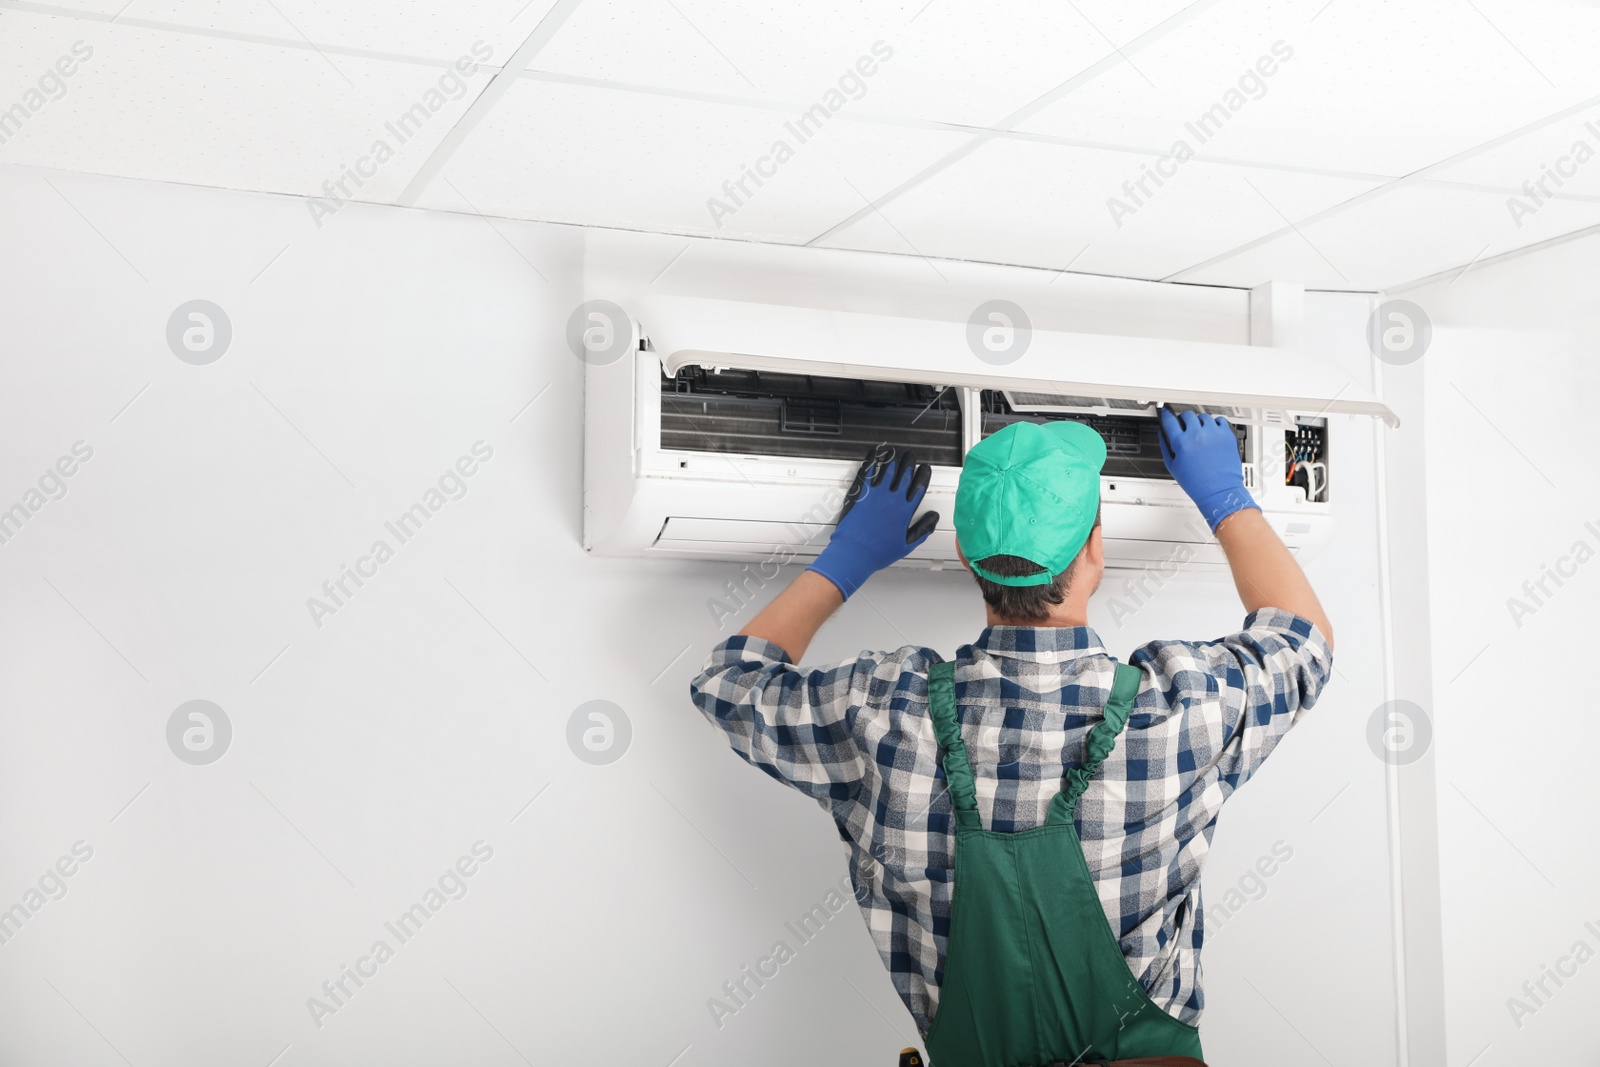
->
[1084, 524, 1105, 568]
[954, 538, 971, 572]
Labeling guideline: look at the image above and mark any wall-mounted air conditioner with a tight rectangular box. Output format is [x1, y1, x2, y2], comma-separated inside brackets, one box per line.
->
[582, 295, 1397, 576]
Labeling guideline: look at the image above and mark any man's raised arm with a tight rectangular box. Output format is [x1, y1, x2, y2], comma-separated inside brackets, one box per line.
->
[1158, 406, 1334, 649]
[740, 444, 938, 662]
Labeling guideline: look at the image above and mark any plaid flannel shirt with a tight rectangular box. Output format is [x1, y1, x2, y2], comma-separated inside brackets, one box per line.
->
[688, 607, 1332, 1034]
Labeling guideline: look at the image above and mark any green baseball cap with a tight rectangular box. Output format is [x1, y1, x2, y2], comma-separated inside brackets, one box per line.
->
[954, 420, 1106, 587]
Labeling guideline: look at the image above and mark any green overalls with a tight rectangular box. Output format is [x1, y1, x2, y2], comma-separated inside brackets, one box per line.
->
[922, 659, 1205, 1066]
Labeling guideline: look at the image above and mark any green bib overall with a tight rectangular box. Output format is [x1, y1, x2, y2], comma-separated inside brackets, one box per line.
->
[922, 659, 1204, 1066]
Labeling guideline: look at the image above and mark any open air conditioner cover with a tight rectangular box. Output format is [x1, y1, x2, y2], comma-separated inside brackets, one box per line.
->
[638, 294, 1398, 427]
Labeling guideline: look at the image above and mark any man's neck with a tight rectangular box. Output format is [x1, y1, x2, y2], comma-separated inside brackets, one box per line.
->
[985, 606, 1091, 628]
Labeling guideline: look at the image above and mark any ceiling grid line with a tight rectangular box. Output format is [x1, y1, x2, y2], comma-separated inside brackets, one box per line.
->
[1385, 220, 1600, 294]
[503, 70, 1600, 206]
[514, 69, 1412, 186]
[393, 0, 586, 206]
[802, 0, 1229, 247]
[1162, 88, 1600, 283]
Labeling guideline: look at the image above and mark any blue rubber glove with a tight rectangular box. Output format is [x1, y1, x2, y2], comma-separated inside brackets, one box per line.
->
[807, 444, 939, 600]
[1158, 406, 1260, 531]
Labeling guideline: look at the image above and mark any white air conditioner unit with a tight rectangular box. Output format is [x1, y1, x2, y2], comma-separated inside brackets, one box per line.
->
[583, 295, 1397, 576]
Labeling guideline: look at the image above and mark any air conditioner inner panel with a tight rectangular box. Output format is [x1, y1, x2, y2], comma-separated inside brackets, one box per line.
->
[661, 365, 963, 465]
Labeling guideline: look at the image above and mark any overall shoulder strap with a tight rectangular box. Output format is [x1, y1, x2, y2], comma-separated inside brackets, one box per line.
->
[927, 660, 982, 832]
[1057, 661, 1142, 817]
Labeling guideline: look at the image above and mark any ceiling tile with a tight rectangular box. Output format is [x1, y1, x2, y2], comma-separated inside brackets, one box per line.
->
[1424, 102, 1600, 199]
[813, 136, 1381, 282]
[11, 0, 559, 63]
[0, 12, 481, 201]
[1015, 1, 1600, 177]
[414, 79, 970, 243]
[528, 0, 1195, 128]
[1176, 183, 1600, 290]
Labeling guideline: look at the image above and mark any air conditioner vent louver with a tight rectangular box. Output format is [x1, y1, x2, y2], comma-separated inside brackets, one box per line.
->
[1005, 391, 1152, 413]
[1002, 390, 1250, 420]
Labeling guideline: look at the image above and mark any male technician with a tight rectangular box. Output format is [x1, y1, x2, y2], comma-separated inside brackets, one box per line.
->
[689, 408, 1333, 1066]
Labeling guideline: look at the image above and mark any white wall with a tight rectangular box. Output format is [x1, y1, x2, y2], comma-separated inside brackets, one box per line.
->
[0, 165, 1398, 1066]
[1401, 237, 1600, 1066]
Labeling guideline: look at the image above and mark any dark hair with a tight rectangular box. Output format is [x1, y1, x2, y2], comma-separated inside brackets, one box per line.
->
[970, 504, 1101, 623]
